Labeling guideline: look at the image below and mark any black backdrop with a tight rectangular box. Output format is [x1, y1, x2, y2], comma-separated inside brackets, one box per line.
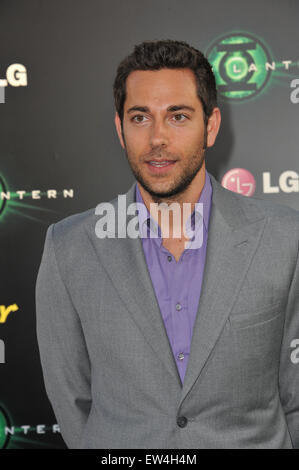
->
[0, 0, 298, 448]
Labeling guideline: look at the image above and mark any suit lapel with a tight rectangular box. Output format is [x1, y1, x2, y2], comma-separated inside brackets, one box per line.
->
[179, 173, 267, 405]
[85, 183, 182, 387]
[85, 174, 267, 399]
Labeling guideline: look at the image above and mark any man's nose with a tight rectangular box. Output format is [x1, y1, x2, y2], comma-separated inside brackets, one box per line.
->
[149, 119, 169, 148]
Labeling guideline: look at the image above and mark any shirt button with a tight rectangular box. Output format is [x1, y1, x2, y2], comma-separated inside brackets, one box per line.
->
[167, 255, 172, 262]
[177, 416, 188, 428]
[177, 352, 185, 361]
[176, 303, 182, 311]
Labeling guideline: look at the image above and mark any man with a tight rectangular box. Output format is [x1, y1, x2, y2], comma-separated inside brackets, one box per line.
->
[35, 40, 299, 449]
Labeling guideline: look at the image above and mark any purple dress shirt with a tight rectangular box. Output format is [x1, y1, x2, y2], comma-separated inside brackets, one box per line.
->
[135, 170, 213, 384]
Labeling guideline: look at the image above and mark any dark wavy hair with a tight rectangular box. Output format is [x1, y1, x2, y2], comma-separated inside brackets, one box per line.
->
[113, 39, 218, 128]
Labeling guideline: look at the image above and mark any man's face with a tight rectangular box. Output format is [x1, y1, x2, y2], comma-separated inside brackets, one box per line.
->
[115, 68, 216, 199]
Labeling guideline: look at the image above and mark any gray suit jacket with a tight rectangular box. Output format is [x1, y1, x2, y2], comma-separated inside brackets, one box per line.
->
[35, 172, 299, 449]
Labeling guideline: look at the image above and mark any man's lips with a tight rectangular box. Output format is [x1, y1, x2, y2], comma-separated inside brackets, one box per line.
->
[145, 160, 177, 173]
[145, 159, 178, 173]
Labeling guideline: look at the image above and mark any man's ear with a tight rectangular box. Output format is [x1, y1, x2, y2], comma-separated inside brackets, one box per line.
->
[114, 112, 125, 149]
[206, 107, 221, 148]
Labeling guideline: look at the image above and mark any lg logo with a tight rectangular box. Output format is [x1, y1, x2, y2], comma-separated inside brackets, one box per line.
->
[221, 168, 256, 196]
[0, 64, 27, 104]
[0, 64, 27, 87]
[222, 168, 299, 195]
[263, 171, 299, 194]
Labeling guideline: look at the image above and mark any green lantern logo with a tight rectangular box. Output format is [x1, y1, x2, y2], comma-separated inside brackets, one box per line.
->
[0, 176, 7, 216]
[0, 406, 11, 449]
[206, 32, 272, 101]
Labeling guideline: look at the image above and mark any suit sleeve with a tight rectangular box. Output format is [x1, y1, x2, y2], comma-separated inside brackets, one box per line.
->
[279, 240, 299, 448]
[35, 223, 92, 449]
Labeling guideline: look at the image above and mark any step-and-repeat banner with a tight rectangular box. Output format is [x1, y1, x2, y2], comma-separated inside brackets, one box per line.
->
[0, 0, 298, 449]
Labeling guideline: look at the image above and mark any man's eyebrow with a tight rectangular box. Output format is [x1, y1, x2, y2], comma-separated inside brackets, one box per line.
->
[127, 106, 149, 114]
[167, 104, 196, 113]
[126, 104, 196, 114]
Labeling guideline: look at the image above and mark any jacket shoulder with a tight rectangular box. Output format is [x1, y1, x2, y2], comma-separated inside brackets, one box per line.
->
[53, 194, 118, 233]
[46, 194, 119, 254]
[233, 190, 299, 224]
[210, 172, 299, 233]
[213, 173, 299, 227]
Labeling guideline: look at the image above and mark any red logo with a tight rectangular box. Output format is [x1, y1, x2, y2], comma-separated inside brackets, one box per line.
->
[221, 168, 256, 197]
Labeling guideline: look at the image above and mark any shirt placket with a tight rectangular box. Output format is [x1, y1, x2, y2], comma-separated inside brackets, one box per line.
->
[164, 248, 190, 380]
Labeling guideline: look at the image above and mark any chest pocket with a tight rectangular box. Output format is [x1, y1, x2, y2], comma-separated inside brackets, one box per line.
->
[228, 300, 284, 329]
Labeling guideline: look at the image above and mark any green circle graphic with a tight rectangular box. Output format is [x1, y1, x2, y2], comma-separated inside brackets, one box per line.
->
[0, 406, 11, 449]
[206, 32, 272, 101]
[0, 176, 7, 216]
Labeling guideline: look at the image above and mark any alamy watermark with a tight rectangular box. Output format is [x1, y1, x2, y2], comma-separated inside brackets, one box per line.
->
[94, 196, 204, 249]
[290, 79, 299, 104]
[290, 339, 299, 364]
[0, 339, 5, 364]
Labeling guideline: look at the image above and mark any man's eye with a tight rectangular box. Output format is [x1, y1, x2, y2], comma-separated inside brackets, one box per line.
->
[173, 114, 188, 122]
[132, 115, 146, 123]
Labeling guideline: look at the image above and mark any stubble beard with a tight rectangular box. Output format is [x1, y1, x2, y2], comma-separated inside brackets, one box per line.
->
[128, 151, 206, 204]
[123, 140, 205, 204]
[121, 122, 207, 202]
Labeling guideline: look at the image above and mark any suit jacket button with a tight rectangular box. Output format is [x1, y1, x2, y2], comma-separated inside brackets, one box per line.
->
[177, 416, 188, 428]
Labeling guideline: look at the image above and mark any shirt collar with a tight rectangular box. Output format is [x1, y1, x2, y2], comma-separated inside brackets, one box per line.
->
[135, 169, 212, 246]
